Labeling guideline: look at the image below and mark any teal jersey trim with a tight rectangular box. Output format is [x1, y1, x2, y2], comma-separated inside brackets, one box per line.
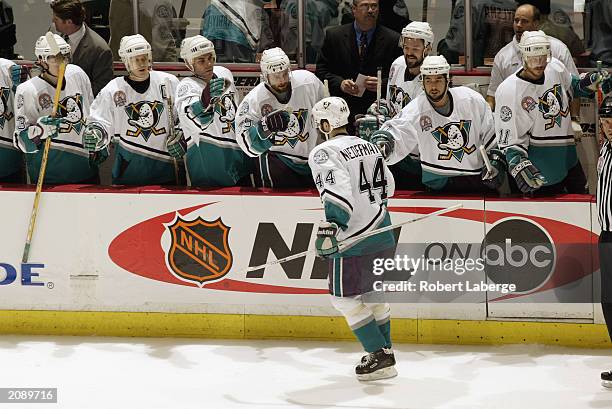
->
[276, 153, 311, 175]
[324, 201, 350, 231]
[0, 146, 22, 178]
[186, 143, 254, 187]
[112, 145, 175, 185]
[422, 170, 449, 191]
[247, 126, 274, 155]
[26, 147, 97, 184]
[528, 144, 578, 186]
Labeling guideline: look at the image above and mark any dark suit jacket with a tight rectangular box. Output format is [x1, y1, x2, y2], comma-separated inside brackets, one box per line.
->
[316, 23, 401, 124]
[72, 24, 113, 96]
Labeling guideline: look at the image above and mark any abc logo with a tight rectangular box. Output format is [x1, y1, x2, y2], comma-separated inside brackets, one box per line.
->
[481, 219, 555, 293]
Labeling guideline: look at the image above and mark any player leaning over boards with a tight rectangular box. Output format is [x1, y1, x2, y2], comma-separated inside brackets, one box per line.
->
[235, 47, 325, 188]
[175, 35, 255, 187]
[309, 96, 397, 381]
[0, 58, 27, 183]
[14, 34, 100, 184]
[83, 34, 182, 186]
[494, 30, 612, 194]
[366, 55, 506, 193]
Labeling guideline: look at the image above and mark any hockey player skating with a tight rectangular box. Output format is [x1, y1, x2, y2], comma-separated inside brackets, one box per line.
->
[367, 55, 505, 193]
[309, 96, 397, 381]
[236, 47, 325, 188]
[14, 34, 99, 184]
[495, 30, 611, 194]
[0, 59, 27, 183]
[83, 34, 181, 186]
[176, 35, 254, 187]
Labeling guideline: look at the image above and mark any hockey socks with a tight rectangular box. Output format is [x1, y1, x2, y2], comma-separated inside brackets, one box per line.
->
[352, 319, 387, 353]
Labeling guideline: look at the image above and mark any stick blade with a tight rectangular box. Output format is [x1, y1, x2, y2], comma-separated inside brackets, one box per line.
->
[45, 31, 60, 55]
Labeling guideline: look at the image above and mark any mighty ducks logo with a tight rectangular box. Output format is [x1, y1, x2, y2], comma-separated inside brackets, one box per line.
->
[57, 94, 85, 134]
[272, 108, 309, 148]
[0, 87, 13, 129]
[188, 92, 237, 134]
[124, 100, 166, 141]
[389, 85, 411, 115]
[538, 84, 569, 130]
[431, 120, 476, 161]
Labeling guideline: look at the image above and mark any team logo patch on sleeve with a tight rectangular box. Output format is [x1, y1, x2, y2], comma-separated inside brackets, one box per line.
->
[261, 103, 273, 116]
[420, 115, 432, 131]
[0, 88, 14, 129]
[313, 149, 329, 164]
[113, 90, 127, 107]
[538, 84, 569, 130]
[521, 96, 536, 112]
[124, 100, 166, 141]
[166, 216, 233, 286]
[38, 93, 52, 110]
[500, 105, 512, 122]
[431, 120, 476, 161]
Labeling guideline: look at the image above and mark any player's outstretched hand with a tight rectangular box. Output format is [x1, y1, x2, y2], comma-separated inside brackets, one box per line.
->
[579, 69, 610, 93]
[36, 115, 62, 140]
[316, 221, 339, 257]
[167, 128, 187, 159]
[509, 157, 547, 193]
[481, 149, 507, 189]
[370, 130, 395, 160]
[262, 109, 291, 133]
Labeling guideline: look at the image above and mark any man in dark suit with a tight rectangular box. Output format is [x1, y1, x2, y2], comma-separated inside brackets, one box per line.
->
[51, 0, 113, 95]
[316, 0, 401, 131]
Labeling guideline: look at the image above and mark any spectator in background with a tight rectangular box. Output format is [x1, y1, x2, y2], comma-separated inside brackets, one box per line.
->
[585, 0, 612, 67]
[200, 0, 274, 63]
[518, 0, 584, 57]
[316, 0, 401, 132]
[439, 0, 517, 67]
[109, 0, 185, 62]
[0, 1, 16, 59]
[51, 0, 113, 96]
[486, 3, 577, 111]
[340, 0, 410, 34]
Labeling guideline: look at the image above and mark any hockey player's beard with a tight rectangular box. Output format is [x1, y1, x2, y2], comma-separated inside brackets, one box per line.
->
[405, 54, 423, 69]
[267, 84, 292, 104]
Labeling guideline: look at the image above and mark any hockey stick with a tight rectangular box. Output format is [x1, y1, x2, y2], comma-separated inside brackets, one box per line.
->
[179, 0, 187, 18]
[479, 145, 493, 178]
[323, 79, 330, 98]
[22, 32, 66, 263]
[161, 79, 180, 185]
[243, 204, 463, 273]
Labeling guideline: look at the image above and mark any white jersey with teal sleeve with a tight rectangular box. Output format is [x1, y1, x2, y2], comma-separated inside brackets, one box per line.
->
[14, 64, 97, 184]
[386, 56, 423, 117]
[495, 58, 577, 186]
[87, 70, 180, 185]
[236, 69, 325, 176]
[176, 66, 253, 187]
[0, 58, 20, 179]
[381, 86, 497, 190]
[309, 134, 396, 257]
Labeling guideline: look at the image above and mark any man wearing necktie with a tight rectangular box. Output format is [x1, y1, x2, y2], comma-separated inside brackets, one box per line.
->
[316, 0, 401, 132]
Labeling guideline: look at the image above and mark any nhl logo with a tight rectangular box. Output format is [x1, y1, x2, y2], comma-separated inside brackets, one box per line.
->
[167, 216, 233, 286]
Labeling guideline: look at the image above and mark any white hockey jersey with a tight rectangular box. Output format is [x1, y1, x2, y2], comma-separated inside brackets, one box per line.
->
[88, 70, 180, 185]
[14, 64, 96, 184]
[382, 86, 497, 190]
[386, 56, 423, 117]
[495, 58, 577, 185]
[309, 134, 396, 257]
[487, 35, 578, 97]
[176, 67, 252, 186]
[0, 58, 19, 179]
[236, 69, 325, 175]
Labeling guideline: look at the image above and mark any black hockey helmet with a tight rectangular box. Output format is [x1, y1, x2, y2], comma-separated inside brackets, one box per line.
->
[600, 96, 612, 118]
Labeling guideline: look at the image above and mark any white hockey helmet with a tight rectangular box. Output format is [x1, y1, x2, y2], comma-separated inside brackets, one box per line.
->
[312, 97, 350, 136]
[180, 35, 215, 69]
[260, 47, 291, 86]
[119, 34, 152, 72]
[400, 21, 434, 48]
[35, 34, 71, 63]
[519, 30, 551, 66]
[420, 55, 450, 77]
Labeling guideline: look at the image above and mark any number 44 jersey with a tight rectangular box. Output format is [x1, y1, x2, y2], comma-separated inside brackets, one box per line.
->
[308, 135, 396, 257]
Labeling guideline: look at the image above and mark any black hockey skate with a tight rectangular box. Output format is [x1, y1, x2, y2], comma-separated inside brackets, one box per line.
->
[355, 348, 397, 381]
[602, 370, 612, 388]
